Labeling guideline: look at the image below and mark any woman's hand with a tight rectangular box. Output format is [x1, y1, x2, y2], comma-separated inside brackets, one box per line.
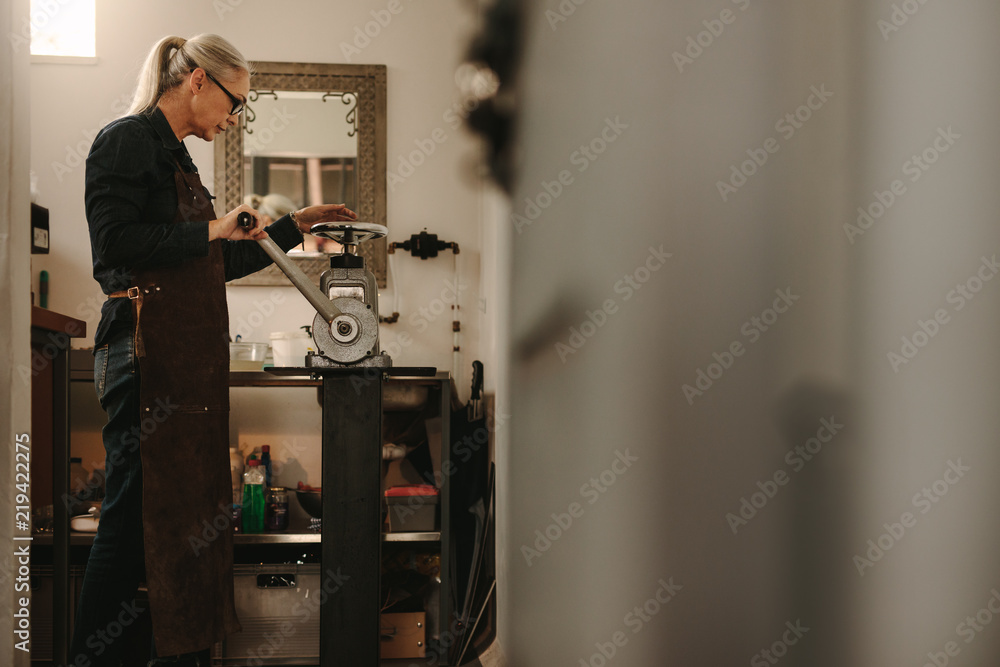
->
[208, 204, 270, 242]
[291, 204, 358, 235]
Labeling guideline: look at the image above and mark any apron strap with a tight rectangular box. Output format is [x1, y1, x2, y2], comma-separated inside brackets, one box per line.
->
[108, 157, 205, 360]
[108, 285, 157, 357]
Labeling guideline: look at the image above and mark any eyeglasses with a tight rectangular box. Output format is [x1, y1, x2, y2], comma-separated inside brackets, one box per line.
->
[203, 70, 246, 116]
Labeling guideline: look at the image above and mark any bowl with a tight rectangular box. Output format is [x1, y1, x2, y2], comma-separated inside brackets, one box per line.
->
[229, 342, 269, 371]
[296, 489, 323, 518]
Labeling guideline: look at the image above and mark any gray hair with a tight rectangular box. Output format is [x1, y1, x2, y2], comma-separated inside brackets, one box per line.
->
[126, 34, 252, 116]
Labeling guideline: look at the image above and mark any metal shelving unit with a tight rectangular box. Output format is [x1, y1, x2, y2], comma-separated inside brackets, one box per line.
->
[47, 358, 456, 666]
[224, 370, 452, 665]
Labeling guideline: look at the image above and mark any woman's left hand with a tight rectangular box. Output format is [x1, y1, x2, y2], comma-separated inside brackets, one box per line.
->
[292, 204, 358, 234]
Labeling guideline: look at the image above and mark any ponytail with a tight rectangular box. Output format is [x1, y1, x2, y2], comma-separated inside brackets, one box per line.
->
[125, 34, 251, 116]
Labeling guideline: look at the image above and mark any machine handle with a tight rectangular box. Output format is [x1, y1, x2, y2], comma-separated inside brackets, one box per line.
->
[254, 235, 342, 324]
[237, 210, 341, 324]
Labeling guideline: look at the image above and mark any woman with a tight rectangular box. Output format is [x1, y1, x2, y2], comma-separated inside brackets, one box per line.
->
[72, 34, 356, 666]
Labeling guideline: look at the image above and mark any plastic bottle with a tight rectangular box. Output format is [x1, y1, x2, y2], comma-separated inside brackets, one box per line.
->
[241, 460, 265, 534]
[229, 448, 244, 533]
[260, 445, 273, 489]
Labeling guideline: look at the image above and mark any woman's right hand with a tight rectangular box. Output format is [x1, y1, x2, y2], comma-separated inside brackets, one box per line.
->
[208, 204, 269, 242]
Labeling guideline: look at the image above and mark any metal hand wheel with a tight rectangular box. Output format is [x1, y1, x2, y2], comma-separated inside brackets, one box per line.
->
[309, 222, 388, 250]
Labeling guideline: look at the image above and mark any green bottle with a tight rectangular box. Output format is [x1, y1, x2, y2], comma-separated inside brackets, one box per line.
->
[241, 459, 265, 533]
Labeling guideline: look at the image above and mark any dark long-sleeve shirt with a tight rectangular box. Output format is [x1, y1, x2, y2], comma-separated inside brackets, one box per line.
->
[86, 107, 304, 347]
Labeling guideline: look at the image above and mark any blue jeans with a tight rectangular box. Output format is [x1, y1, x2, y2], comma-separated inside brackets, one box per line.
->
[69, 329, 211, 667]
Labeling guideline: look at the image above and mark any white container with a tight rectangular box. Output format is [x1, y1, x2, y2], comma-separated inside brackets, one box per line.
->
[229, 342, 269, 370]
[269, 330, 313, 367]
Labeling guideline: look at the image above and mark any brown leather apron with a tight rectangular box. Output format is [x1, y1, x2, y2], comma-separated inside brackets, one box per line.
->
[112, 164, 241, 656]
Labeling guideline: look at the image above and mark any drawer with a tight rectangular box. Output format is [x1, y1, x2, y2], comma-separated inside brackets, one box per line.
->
[214, 564, 321, 666]
[215, 565, 428, 664]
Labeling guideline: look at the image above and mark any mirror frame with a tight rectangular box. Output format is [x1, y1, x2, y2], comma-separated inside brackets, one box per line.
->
[215, 61, 387, 286]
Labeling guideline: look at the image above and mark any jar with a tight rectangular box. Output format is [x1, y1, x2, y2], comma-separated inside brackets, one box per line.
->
[265, 487, 289, 532]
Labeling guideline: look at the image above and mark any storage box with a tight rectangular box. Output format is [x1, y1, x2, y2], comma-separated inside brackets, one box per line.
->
[380, 612, 426, 660]
[218, 564, 321, 664]
[384, 484, 439, 532]
[218, 565, 429, 664]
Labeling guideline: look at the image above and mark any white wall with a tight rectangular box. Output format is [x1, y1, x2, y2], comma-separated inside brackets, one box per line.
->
[244, 93, 358, 158]
[2, 0, 34, 663]
[851, 0, 1000, 663]
[503, 0, 1000, 665]
[29, 0, 486, 395]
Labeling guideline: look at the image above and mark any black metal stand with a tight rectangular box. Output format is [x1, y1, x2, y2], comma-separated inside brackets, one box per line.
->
[319, 369, 384, 666]
[265, 364, 435, 665]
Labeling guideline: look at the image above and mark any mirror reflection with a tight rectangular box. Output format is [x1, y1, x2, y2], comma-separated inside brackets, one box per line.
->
[215, 62, 387, 287]
[243, 91, 358, 253]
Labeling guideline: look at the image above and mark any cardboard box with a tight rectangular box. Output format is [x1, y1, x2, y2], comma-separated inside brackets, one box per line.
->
[380, 612, 426, 659]
[384, 484, 439, 532]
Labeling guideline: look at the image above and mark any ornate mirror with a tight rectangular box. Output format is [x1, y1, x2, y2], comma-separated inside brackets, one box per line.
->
[214, 62, 387, 286]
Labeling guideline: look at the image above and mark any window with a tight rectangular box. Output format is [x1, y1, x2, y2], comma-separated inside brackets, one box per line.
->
[30, 0, 96, 58]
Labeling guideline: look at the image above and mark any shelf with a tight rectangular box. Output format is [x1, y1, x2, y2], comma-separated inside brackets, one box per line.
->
[383, 531, 441, 542]
[228, 370, 319, 387]
[32, 306, 87, 337]
[34, 530, 442, 546]
[70, 353, 450, 387]
[238, 531, 442, 544]
[235, 532, 320, 544]
[31, 533, 97, 547]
